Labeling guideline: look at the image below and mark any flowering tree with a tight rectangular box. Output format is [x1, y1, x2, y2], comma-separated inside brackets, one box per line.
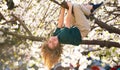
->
[0, 0, 120, 69]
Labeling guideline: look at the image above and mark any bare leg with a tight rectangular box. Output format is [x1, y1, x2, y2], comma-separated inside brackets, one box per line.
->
[57, 7, 65, 28]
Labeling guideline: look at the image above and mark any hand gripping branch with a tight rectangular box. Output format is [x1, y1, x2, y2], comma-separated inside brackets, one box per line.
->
[50, 0, 75, 15]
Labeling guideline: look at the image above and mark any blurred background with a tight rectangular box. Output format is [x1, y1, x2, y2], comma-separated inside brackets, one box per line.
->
[0, 0, 120, 70]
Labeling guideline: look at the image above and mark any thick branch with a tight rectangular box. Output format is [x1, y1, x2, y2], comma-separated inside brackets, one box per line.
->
[81, 40, 120, 48]
[11, 14, 32, 36]
[0, 29, 120, 48]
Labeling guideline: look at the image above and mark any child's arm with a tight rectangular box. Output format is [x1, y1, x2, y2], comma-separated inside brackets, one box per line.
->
[57, 7, 65, 28]
[64, 2, 72, 28]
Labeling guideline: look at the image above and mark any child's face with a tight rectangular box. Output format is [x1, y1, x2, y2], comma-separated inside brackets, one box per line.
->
[48, 36, 59, 49]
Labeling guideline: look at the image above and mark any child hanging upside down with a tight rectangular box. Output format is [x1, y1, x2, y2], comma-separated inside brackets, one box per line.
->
[41, 1, 103, 70]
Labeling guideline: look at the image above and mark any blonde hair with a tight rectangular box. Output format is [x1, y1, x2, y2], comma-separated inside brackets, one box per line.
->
[41, 42, 63, 70]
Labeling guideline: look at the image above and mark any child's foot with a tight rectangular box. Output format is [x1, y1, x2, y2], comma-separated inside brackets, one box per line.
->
[90, 2, 103, 13]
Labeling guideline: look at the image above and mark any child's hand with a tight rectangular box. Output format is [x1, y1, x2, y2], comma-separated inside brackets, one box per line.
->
[61, 7, 65, 10]
[60, 7, 65, 12]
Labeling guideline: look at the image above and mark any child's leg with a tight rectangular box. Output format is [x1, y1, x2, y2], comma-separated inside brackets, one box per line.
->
[80, 4, 92, 16]
[73, 4, 91, 38]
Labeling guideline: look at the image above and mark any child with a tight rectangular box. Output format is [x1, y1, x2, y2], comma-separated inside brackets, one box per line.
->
[41, 1, 103, 70]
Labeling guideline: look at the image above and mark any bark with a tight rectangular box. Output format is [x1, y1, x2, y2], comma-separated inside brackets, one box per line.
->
[81, 40, 120, 48]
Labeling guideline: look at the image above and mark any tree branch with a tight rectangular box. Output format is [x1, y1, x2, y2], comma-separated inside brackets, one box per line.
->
[50, 0, 69, 9]
[11, 14, 33, 36]
[93, 16, 120, 35]
[0, 29, 120, 48]
[1, 19, 16, 25]
[0, 29, 45, 41]
[0, 12, 7, 21]
[81, 40, 120, 48]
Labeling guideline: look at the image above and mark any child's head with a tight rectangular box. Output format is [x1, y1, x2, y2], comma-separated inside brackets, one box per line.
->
[47, 36, 59, 49]
[41, 36, 63, 69]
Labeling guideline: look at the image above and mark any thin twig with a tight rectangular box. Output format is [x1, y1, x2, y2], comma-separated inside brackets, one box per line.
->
[0, 12, 7, 21]
[1, 19, 16, 25]
[11, 14, 32, 36]
[105, 15, 118, 23]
